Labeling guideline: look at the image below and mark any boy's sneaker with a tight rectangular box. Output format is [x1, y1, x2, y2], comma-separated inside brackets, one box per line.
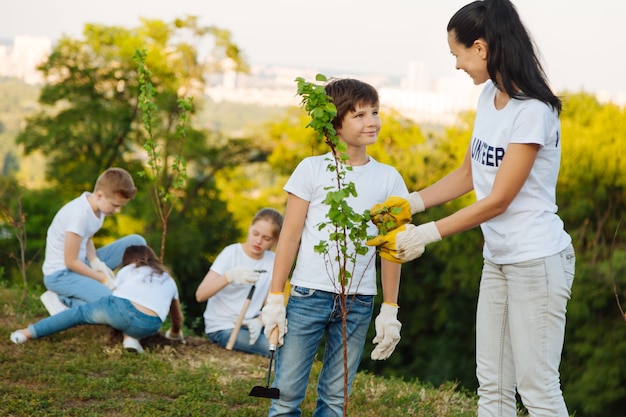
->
[10, 330, 28, 344]
[40, 291, 69, 316]
[123, 335, 144, 353]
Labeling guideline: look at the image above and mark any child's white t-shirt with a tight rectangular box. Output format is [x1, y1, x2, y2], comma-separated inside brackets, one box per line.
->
[203, 243, 275, 334]
[43, 192, 104, 276]
[285, 153, 408, 295]
[113, 264, 179, 322]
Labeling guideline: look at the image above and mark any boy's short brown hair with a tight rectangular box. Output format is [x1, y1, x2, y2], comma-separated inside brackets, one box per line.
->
[324, 78, 379, 130]
[94, 167, 138, 199]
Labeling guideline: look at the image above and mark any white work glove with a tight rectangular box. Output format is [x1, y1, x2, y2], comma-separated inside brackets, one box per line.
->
[371, 303, 402, 360]
[165, 329, 185, 344]
[224, 267, 261, 285]
[243, 317, 263, 345]
[406, 192, 426, 214]
[90, 258, 116, 289]
[262, 293, 287, 346]
[367, 221, 442, 264]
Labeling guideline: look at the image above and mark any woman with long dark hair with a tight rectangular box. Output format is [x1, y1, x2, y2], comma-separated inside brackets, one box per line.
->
[368, 1, 573, 415]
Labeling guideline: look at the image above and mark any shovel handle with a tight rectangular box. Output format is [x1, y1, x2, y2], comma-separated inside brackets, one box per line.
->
[226, 285, 256, 350]
[268, 326, 279, 352]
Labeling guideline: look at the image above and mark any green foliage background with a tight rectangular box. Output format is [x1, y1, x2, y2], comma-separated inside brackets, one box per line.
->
[1, 17, 625, 417]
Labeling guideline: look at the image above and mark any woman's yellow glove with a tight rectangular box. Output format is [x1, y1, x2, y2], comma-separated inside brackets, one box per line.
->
[369, 192, 425, 234]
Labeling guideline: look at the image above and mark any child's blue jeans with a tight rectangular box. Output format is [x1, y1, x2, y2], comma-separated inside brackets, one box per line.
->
[268, 286, 373, 417]
[28, 295, 162, 340]
[44, 234, 146, 308]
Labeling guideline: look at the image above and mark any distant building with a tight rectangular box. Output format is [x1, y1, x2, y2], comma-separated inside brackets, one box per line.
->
[403, 60, 430, 92]
[3, 34, 624, 121]
[206, 60, 482, 125]
[0, 36, 51, 85]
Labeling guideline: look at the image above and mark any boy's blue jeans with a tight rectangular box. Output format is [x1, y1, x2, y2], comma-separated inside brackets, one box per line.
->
[268, 286, 373, 417]
[28, 296, 163, 340]
[44, 234, 146, 308]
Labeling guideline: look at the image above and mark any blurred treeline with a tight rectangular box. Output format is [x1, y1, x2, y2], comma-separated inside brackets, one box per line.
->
[1, 17, 625, 417]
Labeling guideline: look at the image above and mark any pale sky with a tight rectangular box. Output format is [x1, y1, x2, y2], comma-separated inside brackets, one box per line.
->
[1, 0, 624, 97]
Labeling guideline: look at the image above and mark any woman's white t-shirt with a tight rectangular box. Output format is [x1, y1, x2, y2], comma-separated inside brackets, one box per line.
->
[471, 81, 571, 263]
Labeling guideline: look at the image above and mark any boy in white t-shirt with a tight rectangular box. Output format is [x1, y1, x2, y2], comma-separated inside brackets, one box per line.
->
[261, 78, 408, 416]
[40, 167, 146, 315]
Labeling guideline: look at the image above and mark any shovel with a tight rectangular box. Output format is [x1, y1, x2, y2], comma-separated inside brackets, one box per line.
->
[249, 327, 280, 399]
[226, 284, 256, 350]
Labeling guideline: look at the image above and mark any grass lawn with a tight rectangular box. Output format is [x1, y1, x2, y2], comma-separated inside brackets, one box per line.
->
[1, 286, 482, 416]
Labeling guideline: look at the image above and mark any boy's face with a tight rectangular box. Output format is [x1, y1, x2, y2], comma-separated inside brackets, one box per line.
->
[336, 103, 381, 147]
[95, 191, 130, 216]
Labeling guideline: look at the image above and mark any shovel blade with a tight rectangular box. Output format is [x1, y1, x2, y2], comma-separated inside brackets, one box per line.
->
[249, 385, 280, 399]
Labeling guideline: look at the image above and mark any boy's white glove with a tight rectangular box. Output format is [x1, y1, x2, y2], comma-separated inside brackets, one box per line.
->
[242, 317, 263, 345]
[371, 303, 402, 360]
[262, 293, 287, 346]
[224, 267, 261, 285]
[90, 258, 116, 289]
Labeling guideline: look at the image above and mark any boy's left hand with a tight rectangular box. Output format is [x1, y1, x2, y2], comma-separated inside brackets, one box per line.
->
[371, 303, 402, 360]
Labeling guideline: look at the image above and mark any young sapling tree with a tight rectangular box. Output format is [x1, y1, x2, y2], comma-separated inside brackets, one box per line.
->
[134, 48, 191, 262]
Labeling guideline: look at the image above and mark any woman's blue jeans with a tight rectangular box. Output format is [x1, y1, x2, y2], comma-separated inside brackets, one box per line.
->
[44, 234, 146, 308]
[28, 296, 163, 340]
[268, 286, 374, 417]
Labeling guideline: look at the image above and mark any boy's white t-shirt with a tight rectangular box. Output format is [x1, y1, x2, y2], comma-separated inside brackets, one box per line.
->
[43, 192, 104, 276]
[285, 153, 408, 295]
[113, 264, 179, 322]
[203, 243, 275, 334]
[471, 81, 571, 263]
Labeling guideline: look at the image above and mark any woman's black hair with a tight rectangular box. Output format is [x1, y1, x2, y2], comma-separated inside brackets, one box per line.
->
[447, 0, 562, 113]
